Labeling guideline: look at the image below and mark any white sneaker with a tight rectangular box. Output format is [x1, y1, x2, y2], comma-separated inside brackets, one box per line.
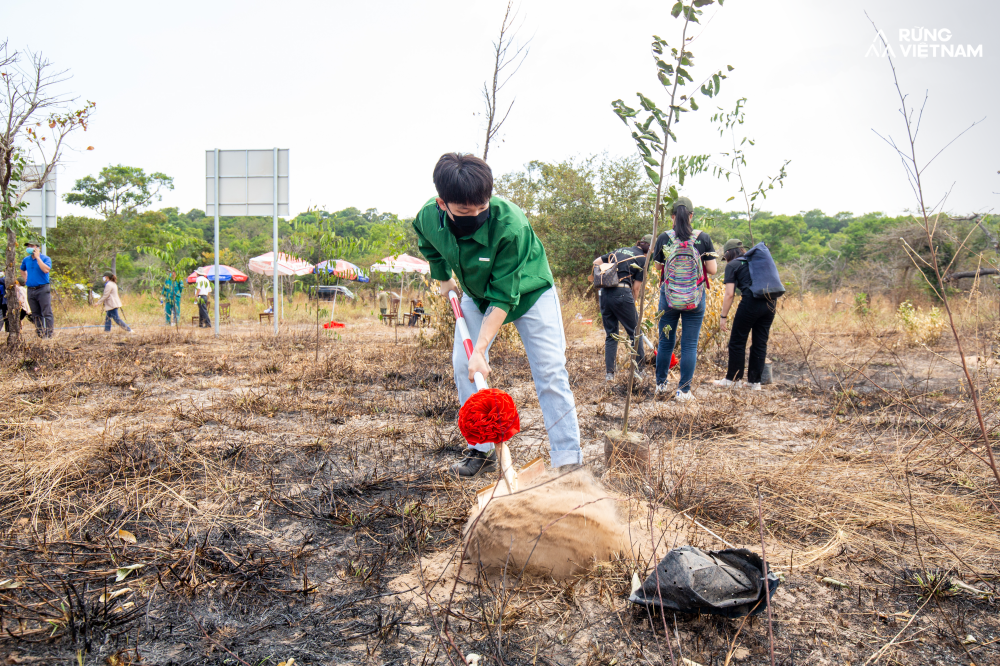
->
[675, 390, 696, 403]
[748, 382, 762, 391]
[655, 383, 670, 394]
[605, 373, 615, 382]
[712, 378, 737, 388]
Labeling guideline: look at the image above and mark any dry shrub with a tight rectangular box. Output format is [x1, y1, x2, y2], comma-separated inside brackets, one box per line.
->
[896, 299, 945, 347]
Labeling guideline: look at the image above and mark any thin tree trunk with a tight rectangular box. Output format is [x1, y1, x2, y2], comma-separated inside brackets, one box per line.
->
[5, 226, 20, 344]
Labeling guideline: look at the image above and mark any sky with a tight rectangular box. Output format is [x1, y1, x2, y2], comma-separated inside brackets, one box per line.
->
[6, 0, 998, 222]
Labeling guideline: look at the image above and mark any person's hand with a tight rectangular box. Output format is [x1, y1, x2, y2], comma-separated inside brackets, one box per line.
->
[720, 316, 728, 334]
[468, 348, 491, 383]
[440, 278, 459, 299]
[32, 248, 40, 260]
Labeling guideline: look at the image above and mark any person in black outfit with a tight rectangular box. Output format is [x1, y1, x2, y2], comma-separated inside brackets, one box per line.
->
[592, 234, 651, 381]
[715, 239, 777, 389]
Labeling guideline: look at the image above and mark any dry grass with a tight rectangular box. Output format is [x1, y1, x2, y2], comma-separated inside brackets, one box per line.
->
[0, 292, 997, 665]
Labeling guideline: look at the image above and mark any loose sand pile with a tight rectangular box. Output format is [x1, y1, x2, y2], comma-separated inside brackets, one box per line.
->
[463, 469, 631, 577]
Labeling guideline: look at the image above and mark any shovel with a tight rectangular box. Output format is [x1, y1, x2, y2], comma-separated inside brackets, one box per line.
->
[448, 290, 545, 510]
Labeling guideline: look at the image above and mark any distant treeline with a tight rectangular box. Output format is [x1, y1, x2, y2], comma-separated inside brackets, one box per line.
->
[38, 154, 993, 301]
[496, 154, 994, 298]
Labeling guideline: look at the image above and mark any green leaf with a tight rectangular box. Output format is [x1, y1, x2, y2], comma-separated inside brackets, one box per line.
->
[637, 93, 657, 111]
[693, 0, 714, 6]
[642, 155, 661, 167]
[727, 64, 735, 71]
[713, 74, 721, 95]
[670, 1, 683, 17]
[689, 98, 699, 111]
[677, 67, 694, 83]
[611, 100, 638, 124]
[726, 196, 735, 202]
[644, 165, 661, 184]
[116, 564, 144, 583]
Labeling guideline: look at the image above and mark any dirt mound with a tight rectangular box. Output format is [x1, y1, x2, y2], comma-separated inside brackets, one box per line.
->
[463, 469, 628, 577]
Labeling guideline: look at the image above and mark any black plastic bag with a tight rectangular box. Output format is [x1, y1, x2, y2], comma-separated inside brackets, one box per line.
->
[629, 546, 780, 618]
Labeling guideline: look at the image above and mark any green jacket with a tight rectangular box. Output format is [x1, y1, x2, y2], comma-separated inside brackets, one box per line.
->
[413, 196, 554, 324]
[161, 279, 184, 303]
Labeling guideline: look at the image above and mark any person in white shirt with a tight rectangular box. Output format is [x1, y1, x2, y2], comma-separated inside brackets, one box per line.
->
[195, 275, 212, 328]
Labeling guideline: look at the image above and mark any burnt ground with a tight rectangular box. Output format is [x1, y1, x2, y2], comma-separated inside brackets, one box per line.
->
[0, 317, 998, 666]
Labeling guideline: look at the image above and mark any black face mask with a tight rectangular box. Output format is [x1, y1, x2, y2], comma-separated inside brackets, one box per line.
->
[445, 204, 490, 237]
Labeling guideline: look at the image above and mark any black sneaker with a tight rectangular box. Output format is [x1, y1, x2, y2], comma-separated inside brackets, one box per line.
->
[450, 448, 497, 478]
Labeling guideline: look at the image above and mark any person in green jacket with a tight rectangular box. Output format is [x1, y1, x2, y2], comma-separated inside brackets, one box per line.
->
[413, 153, 581, 477]
[161, 271, 183, 325]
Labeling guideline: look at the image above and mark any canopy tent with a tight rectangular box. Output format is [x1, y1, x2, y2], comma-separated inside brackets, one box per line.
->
[315, 259, 370, 283]
[369, 253, 430, 275]
[248, 252, 314, 321]
[187, 265, 249, 284]
[248, 252, 315, 277]
[369, 254, 431, 309]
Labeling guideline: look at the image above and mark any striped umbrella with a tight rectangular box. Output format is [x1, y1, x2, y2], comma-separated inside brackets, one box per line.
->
[315, 259, 370, 283]
[187, 265, 249, 283]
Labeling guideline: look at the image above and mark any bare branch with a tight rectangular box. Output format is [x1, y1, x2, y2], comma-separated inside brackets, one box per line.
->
[943, 268, 1000, 282]
[482, 2, 531, 160]
[867, 10, 1000, 496]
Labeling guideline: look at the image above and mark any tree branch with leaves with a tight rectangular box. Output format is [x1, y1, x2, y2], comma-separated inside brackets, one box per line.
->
[710, 97, 790, 244]
[611, 0, 732, 432]
[1, 41, 95, 344]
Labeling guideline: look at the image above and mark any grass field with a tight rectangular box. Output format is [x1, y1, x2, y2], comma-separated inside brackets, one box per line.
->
[0, 288, 998, 665]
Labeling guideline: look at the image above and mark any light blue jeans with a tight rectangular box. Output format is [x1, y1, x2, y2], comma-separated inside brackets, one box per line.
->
[656, 285, 706, 392]
[452, 288, 582, 468]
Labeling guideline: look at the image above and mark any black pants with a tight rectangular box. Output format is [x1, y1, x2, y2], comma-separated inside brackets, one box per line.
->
[27, 284, 54, 338]
[198, 296, 212, 327]
[1, 304, 29, 332]
[601, 287, 645, 374]
[726, 296, 776, 383]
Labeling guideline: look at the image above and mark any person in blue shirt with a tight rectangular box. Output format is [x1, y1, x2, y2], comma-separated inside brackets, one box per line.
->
[19, 242, 54, 338]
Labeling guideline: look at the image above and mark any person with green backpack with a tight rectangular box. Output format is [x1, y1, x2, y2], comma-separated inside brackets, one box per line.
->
[651, 197, 717, 401]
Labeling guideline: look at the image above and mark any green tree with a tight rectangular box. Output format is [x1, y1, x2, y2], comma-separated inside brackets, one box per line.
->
[65, 164, 174, 273]
[496, 155, 655, 291]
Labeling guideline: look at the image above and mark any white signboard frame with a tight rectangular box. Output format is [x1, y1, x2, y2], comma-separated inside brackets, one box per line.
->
[205, 149, 289, 217]
[205, 148, 289, 335]
[19, 165, 57, 252]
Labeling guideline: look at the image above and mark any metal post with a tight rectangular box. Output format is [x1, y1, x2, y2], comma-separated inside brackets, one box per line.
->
[213, 149, 220, 336]
[40, 178, 47, 255]
[273, 147, 279, 335]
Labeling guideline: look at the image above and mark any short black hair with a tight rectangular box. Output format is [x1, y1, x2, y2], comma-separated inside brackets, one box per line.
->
[433, 153, 493, 205]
